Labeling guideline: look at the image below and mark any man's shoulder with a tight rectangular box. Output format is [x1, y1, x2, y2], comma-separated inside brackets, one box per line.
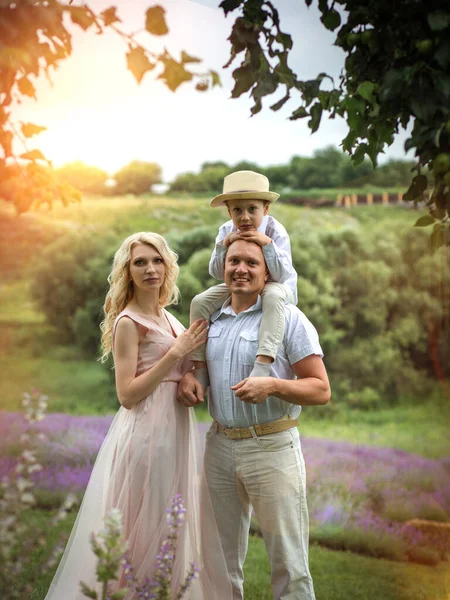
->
[283, 304, 316, 331]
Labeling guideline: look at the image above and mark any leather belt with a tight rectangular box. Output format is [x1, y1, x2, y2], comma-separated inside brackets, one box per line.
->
[213, 415, 298, 440]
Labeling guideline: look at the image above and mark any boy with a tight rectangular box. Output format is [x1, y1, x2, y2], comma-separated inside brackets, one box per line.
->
[190, 170, 298, 388]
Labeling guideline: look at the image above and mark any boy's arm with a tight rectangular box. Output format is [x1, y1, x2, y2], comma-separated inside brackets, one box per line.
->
[261, 223, 295, 284]
[209, 222, 232, 280]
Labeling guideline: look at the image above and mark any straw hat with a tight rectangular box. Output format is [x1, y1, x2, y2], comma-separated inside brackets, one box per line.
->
[210, 170, 280, 207]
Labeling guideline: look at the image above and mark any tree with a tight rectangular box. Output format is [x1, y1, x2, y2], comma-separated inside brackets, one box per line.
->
[56, 161, 109, 194]
[220, 0, 450, 248]
[113, 160, 162, 195]
[0, 1, 219, 214]
[2, 0, 450, 249]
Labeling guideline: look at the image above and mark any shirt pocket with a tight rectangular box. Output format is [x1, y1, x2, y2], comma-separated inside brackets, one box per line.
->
[239, 329, 259, 365]
[206, 323, 223, 361]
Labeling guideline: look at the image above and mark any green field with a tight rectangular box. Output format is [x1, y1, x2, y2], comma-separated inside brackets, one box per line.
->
[15, 510, 450, 600]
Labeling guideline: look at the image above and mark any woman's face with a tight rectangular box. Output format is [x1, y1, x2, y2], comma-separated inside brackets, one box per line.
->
[129, 243, 166, 293]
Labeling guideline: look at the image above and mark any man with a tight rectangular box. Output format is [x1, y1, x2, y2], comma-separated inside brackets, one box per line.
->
[177, 238, 330, 600]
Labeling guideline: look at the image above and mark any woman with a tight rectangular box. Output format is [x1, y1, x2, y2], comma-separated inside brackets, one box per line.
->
[45, 232, 233, 599]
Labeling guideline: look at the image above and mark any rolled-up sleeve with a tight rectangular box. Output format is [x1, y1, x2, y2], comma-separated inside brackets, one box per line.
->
[284, 305, 324, 365]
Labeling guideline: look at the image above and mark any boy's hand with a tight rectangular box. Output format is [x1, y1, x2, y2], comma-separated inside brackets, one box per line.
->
[223, 232, 241, 247]
[238, 230, 272, 247]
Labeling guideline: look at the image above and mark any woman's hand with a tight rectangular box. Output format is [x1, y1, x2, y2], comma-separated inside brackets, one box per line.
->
[170, 319, 209, 360]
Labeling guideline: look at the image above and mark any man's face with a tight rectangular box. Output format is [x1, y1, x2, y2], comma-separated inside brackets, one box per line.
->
[224, 239, 268, 297]
[226, 199, 268, 232]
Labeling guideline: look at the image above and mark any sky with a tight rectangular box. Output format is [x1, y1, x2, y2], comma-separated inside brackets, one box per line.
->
[14, 0, 412, 183]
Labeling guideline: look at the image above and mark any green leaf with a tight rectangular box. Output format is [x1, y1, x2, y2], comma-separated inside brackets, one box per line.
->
[321, 9, 341, 31]
[69, 6, 96, 30]
[414, 214, 435, 227]
[289, 106, 308, 120]
[210, 70, 221, 87]
[145, 6, 168, 36]
[308, 102, 322, 133]
[20, 150, 46, 161]
[79, 581, 97, 599]
[230, 65, 255, 98]
[434, 39, 450, 69]
[126, 47, 154, 84]
[275, 31, 293, 50]
[413, 174, 428, 193]
[352, 143, 368, 167]
[403, 180, 421, 201]
[428, 11, 450, 32]
[270, 92, 290, 111]
[356, 81, 375, 103]
[250, 97, 262, 116]
[110, 590, 128, 600]
[21, 123, 47, 138]
[429, 228, 445, 253]
[219, 0, 243, 15]
[342, 130, 357, 153]
[181, 51, 201, 64]
[101, 7, 121, 26]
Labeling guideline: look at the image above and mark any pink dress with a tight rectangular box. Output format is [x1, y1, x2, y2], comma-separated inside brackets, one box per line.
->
[45, 308, 233, 599]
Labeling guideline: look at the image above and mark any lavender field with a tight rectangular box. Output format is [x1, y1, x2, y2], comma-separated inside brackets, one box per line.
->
[2, 410, 449, 566]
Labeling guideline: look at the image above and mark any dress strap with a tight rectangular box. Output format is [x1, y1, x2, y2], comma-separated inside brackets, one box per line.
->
[112, 310, 151, 348]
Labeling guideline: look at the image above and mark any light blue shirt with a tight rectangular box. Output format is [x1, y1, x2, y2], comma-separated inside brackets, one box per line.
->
[209, 215, 298, 304]
[206, 297, 324, 428]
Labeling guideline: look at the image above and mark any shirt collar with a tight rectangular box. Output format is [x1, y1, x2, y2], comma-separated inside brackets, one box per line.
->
[211, 295, 263, 322]
[231, 214, 268, 234]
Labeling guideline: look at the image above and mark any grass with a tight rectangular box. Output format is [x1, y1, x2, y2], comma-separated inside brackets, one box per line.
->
[300, 401, 450, 459]
[245, 537, 450, 600]
[17, 510, 450, 600]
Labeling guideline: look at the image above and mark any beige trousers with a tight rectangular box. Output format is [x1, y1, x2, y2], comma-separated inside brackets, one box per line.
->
[190, 282, 295, 362]
[204, 424, 316, 600]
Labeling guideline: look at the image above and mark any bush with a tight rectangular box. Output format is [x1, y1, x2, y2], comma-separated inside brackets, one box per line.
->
[113, 160, 162, 195]
[186, 248, 215, 287]
[56, 161, 109, 194]
[30, 232, 114, 356]
[167, 226, 216, 265]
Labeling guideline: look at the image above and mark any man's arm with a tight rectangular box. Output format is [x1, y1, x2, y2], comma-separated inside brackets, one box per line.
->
[231, 354, 331, 405]
[176, 371, 205, 407]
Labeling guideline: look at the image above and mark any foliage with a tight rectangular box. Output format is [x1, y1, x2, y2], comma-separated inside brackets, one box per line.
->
[0, 0, 219, 214]
[166, 225, 218, 265]
[220, 0, 450, 247]
[79, 495, 199, 600]
[30, 232, 113, 356]
[56, 162, 109, 195]
[0, 390, 77, 599]
[0, 162, 82, 214]
[168, 148, 419, 193]
[113, 160, 162, 195]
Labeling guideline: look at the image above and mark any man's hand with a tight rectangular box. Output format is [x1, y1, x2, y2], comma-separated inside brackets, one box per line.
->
[231, 377, 272, 404]
[238, 230, 272, 247]
[177, 372, 204, 407]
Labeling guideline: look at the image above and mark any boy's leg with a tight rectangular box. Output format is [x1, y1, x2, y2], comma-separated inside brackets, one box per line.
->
[250, 283, 294, 378]
[190, 284, 230, 388]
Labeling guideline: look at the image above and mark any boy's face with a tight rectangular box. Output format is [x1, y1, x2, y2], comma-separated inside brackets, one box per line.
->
[226, 199, 269, 232]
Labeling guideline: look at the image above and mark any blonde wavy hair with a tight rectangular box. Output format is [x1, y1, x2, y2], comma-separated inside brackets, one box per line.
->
[100, 232, 180, 362]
